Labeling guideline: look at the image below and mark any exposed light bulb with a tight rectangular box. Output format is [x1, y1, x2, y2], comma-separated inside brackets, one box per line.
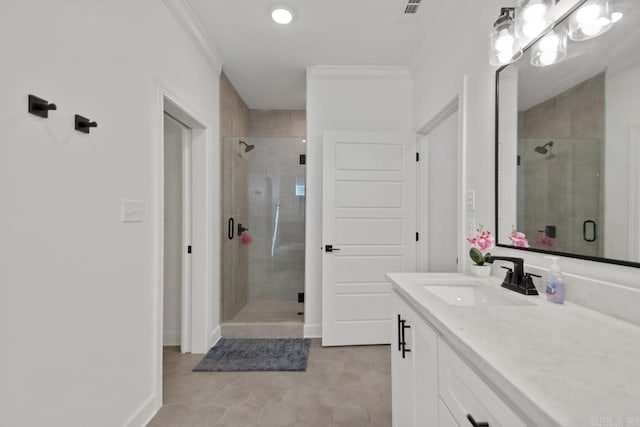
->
[539, 34, 559, 51]
[523, 3, 547, 22]
[539, 51, 558, 66]
[576, 4, 601, 25]
[611, 12, 623, 23]
[271, 8, 293, 24]
[522, 20, 546, 37]
[498, 51, 514, 64]
[495, 30, 515, 52]
[581, 22, 603, 36]
[596, 17, 611, 26]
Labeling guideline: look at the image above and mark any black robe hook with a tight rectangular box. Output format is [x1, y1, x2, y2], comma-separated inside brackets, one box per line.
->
[28, 94, 57, 118]
[75, 114, 98, 134]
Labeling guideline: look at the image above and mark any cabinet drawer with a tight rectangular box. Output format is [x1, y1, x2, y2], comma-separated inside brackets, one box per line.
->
[438, 342, 526, 427]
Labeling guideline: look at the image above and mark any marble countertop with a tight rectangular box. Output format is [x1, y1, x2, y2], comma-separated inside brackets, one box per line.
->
[386, 272, 640, 427]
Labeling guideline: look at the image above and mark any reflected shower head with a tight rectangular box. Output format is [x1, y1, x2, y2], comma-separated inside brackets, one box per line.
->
[534, 141, 554, 155]
[239, 140, 255, 153]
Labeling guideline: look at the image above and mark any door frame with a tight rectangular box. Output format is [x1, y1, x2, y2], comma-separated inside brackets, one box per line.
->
[416, 76, 468, 273]
[155, 83, 218, 408]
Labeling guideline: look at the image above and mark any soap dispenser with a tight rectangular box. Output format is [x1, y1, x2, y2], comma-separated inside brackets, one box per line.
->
[544, 256, 565, 304]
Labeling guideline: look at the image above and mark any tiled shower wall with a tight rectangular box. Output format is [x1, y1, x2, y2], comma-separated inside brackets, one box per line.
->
[517, 73, 604, 257]
[220, 72, 250, 322]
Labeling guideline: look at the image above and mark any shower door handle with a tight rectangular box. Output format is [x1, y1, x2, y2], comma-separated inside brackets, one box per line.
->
[583, 220, 597, 242]
[228, 217, 234, 240]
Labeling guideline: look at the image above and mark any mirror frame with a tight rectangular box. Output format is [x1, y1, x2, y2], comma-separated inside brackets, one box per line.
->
[494, 0, 640, 269]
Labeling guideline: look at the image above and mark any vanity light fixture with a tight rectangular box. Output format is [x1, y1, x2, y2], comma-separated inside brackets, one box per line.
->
[490, 0, 621, 66]
[568, 0, 612, 41]
[489, 7, 523, 66]
[271, 7, 293, 24]
[516, 0, 554, 38]
[530, 26, 567, 66]
[611, 11, 623, 23]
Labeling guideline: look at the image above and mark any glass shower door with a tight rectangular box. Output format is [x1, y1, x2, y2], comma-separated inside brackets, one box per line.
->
[221, 137, 306, 323]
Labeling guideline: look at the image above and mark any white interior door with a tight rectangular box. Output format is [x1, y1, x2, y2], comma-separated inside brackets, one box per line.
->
[322, 130, 416, 346]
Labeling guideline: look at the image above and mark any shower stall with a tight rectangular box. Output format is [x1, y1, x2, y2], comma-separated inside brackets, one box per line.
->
[221, 137, 306, 324]
[517, 137, 603, 257]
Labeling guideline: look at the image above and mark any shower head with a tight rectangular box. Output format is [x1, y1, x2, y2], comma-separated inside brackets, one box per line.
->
[534, 141, 554, 155]
[239, 140, 255, 153]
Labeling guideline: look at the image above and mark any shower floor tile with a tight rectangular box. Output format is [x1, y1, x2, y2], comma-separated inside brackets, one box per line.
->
[230, 300, 304, 323]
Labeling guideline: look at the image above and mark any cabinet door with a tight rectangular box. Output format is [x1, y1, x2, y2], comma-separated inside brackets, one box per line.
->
[391, 294, 415, 427]
[413, 315, 439, 426]
[438, 398, 460, 427]
[438, 341, 527, 427]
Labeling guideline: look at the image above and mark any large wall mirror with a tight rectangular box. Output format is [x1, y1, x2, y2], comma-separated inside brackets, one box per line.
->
[496, 0, 640, 266]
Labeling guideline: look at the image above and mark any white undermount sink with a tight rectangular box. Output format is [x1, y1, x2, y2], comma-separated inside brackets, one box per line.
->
[420, 279, 535, 307]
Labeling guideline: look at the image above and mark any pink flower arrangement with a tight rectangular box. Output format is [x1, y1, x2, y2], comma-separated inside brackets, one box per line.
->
[467, 225, 495, 252]
[536, 235, 554, 247]
[467, 225, 495, 265]
[508, 228, 529, 248]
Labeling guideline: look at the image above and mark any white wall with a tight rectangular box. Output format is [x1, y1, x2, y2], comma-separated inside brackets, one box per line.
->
[0, 1, 220, 426]
[412, 0, 640, 314]
[163, 116, 183, 346]
[305, 66, 413, 337]
[605, 56, 640, 260]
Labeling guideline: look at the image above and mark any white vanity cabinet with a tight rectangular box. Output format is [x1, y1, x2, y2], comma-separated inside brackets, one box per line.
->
[391, 292, 439, 427]
[391, 290, 527, 427]
[438, 343, 527, 427]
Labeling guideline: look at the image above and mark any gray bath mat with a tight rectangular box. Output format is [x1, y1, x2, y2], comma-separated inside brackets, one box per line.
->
[193, 338, 311, 372]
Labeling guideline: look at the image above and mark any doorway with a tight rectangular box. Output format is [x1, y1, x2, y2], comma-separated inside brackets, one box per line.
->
[163, 113, 192, 352]
[416, 80, 467, 274]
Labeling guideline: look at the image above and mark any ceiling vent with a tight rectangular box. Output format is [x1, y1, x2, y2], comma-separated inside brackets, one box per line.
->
[404, 0, 421, 14]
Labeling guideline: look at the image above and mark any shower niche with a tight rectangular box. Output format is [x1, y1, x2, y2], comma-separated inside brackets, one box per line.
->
[221, 137, 306, 324]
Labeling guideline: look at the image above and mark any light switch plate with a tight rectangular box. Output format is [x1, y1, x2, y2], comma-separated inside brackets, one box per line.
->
[466, 190, 476, 211]
[122, 199, 144, 223]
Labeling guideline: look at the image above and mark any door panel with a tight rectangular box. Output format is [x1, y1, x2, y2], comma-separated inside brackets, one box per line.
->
[323, 130, 416, 346]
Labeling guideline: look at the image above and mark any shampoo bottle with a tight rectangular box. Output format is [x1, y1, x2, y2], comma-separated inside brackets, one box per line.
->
[544, 256, 565, 304]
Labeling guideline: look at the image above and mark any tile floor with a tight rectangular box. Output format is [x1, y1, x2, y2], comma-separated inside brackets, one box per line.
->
[148, 339, 392, 427]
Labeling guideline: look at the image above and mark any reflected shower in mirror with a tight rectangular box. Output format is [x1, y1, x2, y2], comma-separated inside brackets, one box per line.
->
[496, 0, 640, 266]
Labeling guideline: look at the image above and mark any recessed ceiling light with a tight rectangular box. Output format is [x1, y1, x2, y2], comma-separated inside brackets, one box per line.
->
[272, 8, 293, 25]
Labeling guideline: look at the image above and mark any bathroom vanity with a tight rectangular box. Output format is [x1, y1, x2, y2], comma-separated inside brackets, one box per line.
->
[387, 273, 640, 427]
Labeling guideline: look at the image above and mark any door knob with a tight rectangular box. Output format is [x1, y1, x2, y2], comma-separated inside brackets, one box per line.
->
[325, 244, 341, 252]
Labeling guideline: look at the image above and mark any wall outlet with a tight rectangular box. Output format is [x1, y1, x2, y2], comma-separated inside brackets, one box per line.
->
[122, 199, 144, 223]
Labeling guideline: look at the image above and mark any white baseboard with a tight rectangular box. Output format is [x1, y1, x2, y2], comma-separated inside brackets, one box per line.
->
[209, 325, 221, 349]
[120, 392, 159, 427]
[163, 331, 181, 346]
[304, 323, 322, 338]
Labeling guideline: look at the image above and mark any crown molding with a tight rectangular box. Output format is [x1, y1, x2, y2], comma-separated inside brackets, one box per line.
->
[307, 66, 411, 81]
[162, 0, 223, 74]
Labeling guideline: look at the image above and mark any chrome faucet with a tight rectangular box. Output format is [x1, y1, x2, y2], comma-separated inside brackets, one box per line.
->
[484, 256, 539, 295]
